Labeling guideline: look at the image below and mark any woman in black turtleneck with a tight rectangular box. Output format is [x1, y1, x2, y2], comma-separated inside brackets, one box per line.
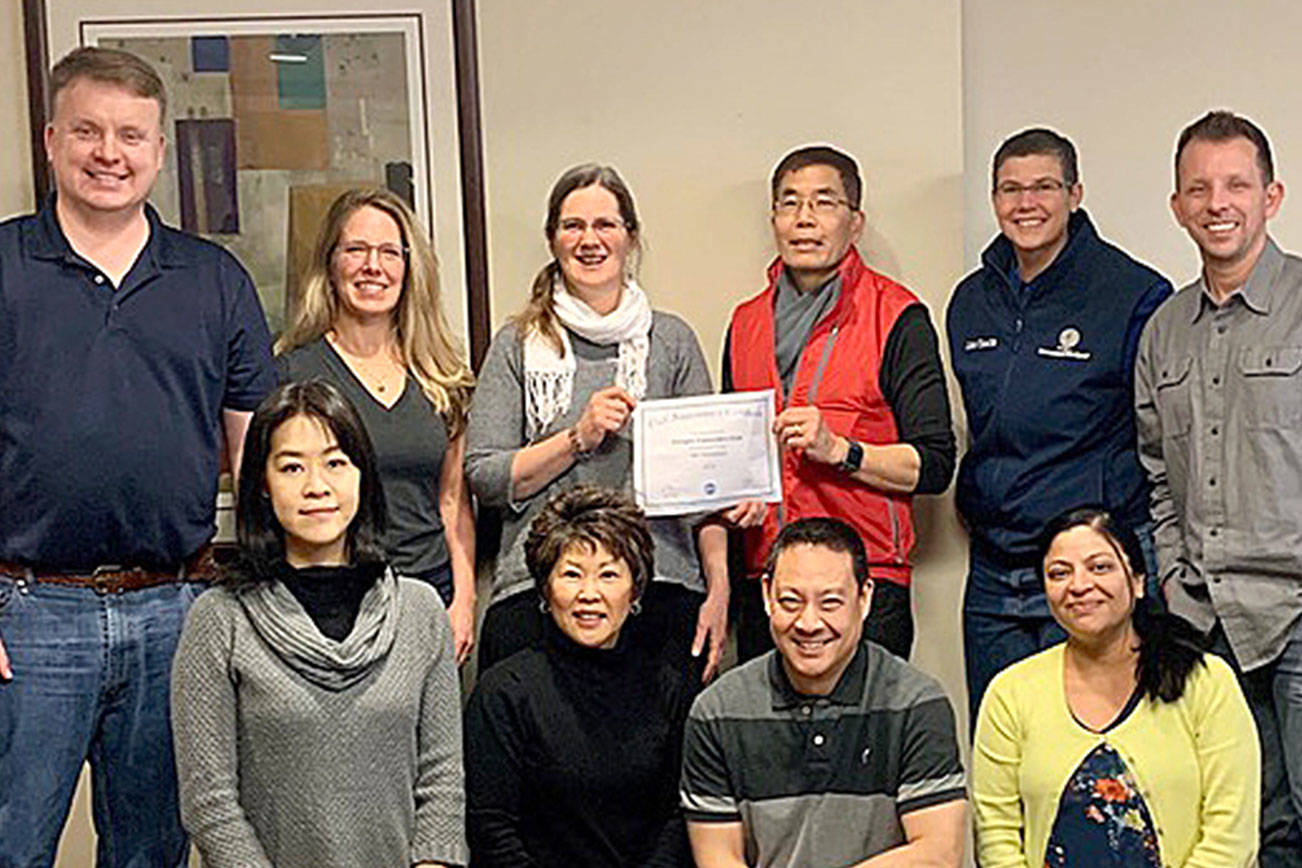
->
[464, 485, 693, 867]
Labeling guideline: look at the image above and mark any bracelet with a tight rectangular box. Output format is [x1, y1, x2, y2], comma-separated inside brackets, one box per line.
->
[568, 425, 591, 461]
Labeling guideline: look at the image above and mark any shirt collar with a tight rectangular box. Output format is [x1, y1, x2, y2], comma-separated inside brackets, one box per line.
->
[26, 195, 184, 271]
[768, 639, 869, 710]
[983, 208, 1096, 291]
[1192, 236, 1284, 322]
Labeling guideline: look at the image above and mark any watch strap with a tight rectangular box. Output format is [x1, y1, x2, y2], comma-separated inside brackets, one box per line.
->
[838, 439, 864, 474]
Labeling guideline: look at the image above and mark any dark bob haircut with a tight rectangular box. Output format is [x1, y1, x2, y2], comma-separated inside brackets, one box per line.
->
[223, 379, 387, 589]
[771, 145, 863, 211]
[763, 516, 870, 590]
[524, 485, 655, 602]
[1037, 506, 1204, 703]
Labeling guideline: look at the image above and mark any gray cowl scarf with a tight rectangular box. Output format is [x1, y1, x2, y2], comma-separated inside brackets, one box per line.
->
[238, 568, 398, 691]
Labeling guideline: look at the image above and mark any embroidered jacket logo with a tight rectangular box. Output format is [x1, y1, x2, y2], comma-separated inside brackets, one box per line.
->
[964, 337, 998, 351]
[1037, 326, 1092, 361]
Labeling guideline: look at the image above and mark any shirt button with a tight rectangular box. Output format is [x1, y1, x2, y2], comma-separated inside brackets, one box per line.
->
[813, 734, 825, 746]
[1211, 426, 1219, 436]
[1209, 477, 1216, 486]
[1210, 528, 1219, 537]
[1212, 376, 1221, 386]
[93, 275, 105, 284]
[1212, 576, 1221, 584]
[801, 705, 812, 716]
[1216, 325, 1226, 335]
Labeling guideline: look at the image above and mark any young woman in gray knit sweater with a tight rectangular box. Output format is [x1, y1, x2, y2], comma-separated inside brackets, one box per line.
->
[171, 380, 466, 868]
[465, 163, 729, 682]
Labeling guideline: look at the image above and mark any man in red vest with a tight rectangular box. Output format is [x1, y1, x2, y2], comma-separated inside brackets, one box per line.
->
[722, 145, 955, 661]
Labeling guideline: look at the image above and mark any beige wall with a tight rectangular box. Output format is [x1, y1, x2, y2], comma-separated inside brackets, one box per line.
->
[0, 2, 32, 218]
[962, 0, 1302, 283]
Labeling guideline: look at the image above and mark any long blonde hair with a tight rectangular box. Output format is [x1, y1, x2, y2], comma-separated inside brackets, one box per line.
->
[514, 164, 643, 355]
[277, 188, 475, 437]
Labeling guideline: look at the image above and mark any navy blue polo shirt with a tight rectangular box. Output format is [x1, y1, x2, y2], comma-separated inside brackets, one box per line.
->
[0, 200, 276, 568]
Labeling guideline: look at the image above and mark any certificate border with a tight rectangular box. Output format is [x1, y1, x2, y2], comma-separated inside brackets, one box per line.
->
[632, 389, 783, 517]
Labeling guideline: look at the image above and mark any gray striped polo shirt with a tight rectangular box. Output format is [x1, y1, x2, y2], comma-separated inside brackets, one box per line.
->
[681, 640, 966, 866]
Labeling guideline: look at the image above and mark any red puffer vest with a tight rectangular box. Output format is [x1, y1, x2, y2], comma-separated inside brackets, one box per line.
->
[728, 247, 919, 585]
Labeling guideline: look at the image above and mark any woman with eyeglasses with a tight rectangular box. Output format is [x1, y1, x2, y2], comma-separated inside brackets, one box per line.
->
[278, 188, 477, 663]
[465, 163, 728, 682]
[972, 506, 1259, 867]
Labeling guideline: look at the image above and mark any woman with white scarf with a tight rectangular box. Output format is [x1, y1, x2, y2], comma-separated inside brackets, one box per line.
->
[466, 163, 728, 683]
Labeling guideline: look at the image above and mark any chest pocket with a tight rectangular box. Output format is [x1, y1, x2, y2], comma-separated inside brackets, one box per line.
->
[1154, 355, 1194, 438]
[1237, 345, 1302, 428]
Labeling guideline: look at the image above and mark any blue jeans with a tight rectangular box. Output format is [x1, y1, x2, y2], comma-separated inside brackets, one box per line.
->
[0, 575, 200, 867]
[962, 522, 1158, 726]
[1211, 619, 1302, 867]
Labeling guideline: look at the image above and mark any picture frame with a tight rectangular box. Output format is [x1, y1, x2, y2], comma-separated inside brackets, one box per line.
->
[22, 0, 491, 365]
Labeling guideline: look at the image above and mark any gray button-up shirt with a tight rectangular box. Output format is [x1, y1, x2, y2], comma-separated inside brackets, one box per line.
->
[1136, 238, 1302, 671]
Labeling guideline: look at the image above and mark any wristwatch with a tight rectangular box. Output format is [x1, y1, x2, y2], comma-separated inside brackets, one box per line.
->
[838, 438, 864, 474]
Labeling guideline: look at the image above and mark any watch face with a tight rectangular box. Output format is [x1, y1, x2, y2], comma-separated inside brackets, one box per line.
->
[842, 440, 864, 472]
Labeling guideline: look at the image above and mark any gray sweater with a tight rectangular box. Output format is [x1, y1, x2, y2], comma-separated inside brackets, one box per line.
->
[171, 578, 467, 867]
[465, 312, 713, 604]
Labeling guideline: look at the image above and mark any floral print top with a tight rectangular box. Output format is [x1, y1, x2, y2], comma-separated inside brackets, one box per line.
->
[1043, 742, 1161, 867]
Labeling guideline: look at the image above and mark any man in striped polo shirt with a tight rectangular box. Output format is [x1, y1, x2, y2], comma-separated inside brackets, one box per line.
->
[681, 518, 966, 867]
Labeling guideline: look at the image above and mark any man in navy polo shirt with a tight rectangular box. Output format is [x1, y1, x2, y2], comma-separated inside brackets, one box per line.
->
[0, 47, 275, 864]
[946, 128, 1171, 722]
[682, 518, 966, 867]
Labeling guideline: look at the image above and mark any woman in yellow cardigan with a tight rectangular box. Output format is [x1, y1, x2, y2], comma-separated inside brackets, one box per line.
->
[972, 507, 1259, 867]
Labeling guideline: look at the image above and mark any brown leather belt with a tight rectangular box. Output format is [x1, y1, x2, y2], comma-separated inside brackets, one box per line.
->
[0, 546, 216, 595]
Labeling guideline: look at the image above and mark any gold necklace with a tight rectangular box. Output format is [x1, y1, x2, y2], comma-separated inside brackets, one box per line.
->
[329, 332, 402, 394]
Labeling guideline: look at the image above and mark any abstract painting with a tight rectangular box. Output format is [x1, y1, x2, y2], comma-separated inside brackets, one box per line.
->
[77, 16, 431, 335]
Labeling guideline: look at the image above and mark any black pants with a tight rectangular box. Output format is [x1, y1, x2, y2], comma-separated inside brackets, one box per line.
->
[734, 575, 914, 663]
[478, 582, 706, 685]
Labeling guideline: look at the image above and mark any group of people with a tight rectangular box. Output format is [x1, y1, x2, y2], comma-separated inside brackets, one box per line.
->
[0, 43, 1295, 868]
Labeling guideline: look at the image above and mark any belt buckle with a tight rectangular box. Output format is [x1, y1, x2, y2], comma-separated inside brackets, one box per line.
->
[90, 564, 129, 595]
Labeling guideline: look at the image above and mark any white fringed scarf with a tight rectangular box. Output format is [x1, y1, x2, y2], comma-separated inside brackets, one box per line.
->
[523, 276, 652, 440]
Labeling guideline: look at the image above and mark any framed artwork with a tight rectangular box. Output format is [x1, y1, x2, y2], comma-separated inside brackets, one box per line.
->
[22, 1, 490, 362]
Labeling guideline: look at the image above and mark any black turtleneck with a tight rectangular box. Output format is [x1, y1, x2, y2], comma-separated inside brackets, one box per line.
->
[465, 618, 693, 867]
[276, 561, 383, 641]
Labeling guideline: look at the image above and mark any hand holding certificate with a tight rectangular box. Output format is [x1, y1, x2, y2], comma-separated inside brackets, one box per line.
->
[631, 390, 783, 516]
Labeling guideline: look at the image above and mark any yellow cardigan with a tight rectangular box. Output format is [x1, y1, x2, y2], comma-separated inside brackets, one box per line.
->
[972, 643, 1259, 868]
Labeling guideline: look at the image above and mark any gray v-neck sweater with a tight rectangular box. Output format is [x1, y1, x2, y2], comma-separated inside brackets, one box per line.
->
[171, 578, 466, 867]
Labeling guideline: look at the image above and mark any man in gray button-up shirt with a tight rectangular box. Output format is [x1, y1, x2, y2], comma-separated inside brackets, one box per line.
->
[1136, 110, 1302, 866]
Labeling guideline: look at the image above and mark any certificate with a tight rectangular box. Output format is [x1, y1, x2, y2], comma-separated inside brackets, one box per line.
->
[632, 390, 783, 517]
